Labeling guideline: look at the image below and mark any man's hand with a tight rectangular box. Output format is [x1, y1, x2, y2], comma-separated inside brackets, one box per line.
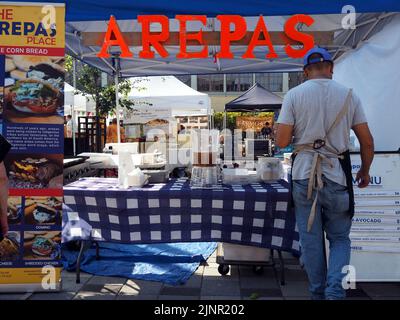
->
[355, 170, 370, 188]
[275, 124, 294, 149]
[352, 123, 374, 189]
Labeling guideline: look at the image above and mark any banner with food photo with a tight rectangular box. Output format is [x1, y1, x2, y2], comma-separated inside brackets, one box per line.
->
[236, 115, 274, 132]
[3, 55, 64, 154]
[0, 2, 65, 292]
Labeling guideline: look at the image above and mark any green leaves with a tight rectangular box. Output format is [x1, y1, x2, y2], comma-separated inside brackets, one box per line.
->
[65, 55, 146, 117]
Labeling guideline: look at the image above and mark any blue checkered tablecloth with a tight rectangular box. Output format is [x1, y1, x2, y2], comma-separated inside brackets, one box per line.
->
[63, 178, 300, 254]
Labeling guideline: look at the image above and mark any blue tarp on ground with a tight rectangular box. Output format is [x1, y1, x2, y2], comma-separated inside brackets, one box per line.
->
[62, 242, 217, 285]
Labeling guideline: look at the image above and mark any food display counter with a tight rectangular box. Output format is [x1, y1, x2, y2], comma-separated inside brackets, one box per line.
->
[63, 176, 299, 282]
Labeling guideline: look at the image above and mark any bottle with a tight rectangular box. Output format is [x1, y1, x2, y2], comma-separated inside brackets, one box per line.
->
[104, 146, 113, 154]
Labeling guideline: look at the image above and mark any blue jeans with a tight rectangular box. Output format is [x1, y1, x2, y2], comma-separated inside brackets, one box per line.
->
[293, 176, 352, 300]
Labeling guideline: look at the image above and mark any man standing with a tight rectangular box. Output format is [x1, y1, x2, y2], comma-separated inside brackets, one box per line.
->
[66, 115, 74, 138]
[261, 121, 272, 138]
[275, 47, 374, 300]
[106, 118, 125, 143]
[178, 125, 186, 135]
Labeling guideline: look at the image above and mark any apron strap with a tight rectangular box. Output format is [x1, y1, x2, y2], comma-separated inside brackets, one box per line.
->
[325, 89, 353, 139]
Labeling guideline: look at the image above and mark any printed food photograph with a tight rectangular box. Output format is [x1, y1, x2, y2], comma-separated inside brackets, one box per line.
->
[7, 196, 23, 225]
[3, 55, 65, 125]
[24, 196, 62, 225]
[0, 232, 21, 261]
[5, 153, 63, 189]
[23, 231, 61, 260]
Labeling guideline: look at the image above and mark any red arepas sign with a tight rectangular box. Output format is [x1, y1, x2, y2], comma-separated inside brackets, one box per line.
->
[98, 14, 316, 59]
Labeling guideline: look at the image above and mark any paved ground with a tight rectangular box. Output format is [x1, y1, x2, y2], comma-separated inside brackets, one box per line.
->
[0, 249, 399, 300]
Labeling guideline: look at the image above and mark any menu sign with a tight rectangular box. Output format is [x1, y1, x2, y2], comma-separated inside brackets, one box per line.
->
[124, 107, 171, 125]
[0, 3, 65, 292]
[236, 116, 274, 131]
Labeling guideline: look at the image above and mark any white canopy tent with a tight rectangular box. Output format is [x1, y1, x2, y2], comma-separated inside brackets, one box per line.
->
[64, 82, 97, 156]
[334, 14, 400, 152]
[125, 76, 211, 121]
[64, 82, 96, 115]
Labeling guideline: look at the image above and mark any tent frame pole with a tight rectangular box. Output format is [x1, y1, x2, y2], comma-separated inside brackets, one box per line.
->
[223, 111, 227, 161]
[114, 55, 121, 144]
[72, 58, 77, 156]
[223, 111, 227, 132]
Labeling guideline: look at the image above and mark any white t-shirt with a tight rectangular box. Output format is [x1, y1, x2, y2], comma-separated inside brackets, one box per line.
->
[66, 119, 76, 138]
[277, 79, 367, 186]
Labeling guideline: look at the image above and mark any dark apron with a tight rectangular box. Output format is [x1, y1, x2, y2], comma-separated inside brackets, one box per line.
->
[290, 150, 355, 217]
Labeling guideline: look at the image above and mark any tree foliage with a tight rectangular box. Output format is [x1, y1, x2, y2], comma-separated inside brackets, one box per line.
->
[65, 55, 145, 117]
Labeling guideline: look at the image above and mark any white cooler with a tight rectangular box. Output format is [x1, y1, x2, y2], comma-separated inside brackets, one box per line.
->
[221, 243, 271, 262]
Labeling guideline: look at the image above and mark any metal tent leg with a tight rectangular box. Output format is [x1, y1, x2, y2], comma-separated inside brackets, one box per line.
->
[76, 240, 86, 284]
[277, 250, 286, 286]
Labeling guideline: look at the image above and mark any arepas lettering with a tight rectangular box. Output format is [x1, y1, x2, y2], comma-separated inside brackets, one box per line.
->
[0, 21, 56, 37]
[0, 21, 57, 46]
[98, 14, 315, 59]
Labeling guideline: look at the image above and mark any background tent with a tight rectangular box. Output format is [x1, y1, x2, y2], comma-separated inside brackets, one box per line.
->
[64, 82, 96, 115]
[225, 83, 282, 112]
[333, 14, 400, 152]
[127, 76, 210, 117]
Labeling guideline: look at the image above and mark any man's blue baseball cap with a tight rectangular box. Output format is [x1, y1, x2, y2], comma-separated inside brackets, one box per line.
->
[303, 47, 333, 69]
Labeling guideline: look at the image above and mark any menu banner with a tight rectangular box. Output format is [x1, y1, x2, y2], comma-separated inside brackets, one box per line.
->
[236, 116, 274, 131]
[124, 107, 172, 125]
[0, 3, 65, 56]
[0, 2, 65, 292]
[352, 216, 400, 225]
[350, 236, 400, 243]
[351, 245, 400, 254]
[355, 209, 400, 217]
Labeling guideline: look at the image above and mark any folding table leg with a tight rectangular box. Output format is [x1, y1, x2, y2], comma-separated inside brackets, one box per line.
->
[277, 250, 286, 286]
[76, 240, 86, 284]
[270, 249, 275, 266]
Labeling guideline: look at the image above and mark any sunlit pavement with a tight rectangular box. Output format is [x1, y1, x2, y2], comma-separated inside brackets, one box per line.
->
[1, 250, 399, 300]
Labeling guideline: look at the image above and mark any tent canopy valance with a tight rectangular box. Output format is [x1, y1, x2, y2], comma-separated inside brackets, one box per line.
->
[8, 0, 394, 77]
[64, 13, 398, 77]
[13, 1, 400, 21]
[225, 83, 283, 112]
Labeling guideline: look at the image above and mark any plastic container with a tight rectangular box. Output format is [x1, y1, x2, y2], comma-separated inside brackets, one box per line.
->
[191, 129, 220, 166]
[191, 166, 220, 187]
[257, 157, 283, 182]
[222, 168, 260, 185]
[142, 170, 169, 183]
[127, 168, 149, 187]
